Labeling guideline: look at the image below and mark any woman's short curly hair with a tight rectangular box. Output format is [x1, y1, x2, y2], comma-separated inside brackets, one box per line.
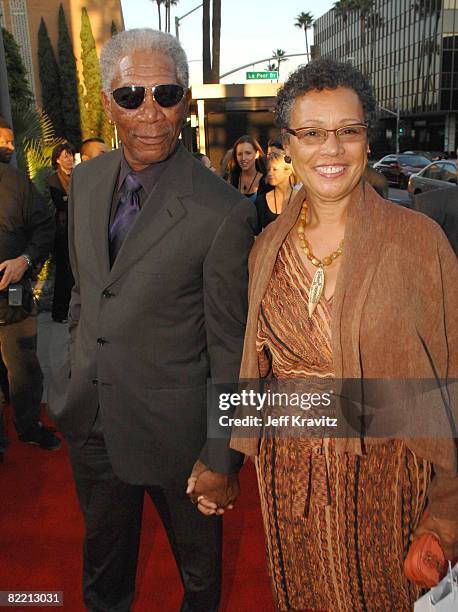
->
[276, 58, 376, 128]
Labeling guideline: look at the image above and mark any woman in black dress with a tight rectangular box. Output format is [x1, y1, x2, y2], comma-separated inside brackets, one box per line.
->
[254, 151, 296, 232]
[48, 142, 75, 323]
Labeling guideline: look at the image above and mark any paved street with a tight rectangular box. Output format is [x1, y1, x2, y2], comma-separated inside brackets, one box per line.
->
[388, 187, 411, 206]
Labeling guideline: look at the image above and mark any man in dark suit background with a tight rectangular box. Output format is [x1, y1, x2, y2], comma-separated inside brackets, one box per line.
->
[414, 186, 458, 256]
[48, 29, 256, 611]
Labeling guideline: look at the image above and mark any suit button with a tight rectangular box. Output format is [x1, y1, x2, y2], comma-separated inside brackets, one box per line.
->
[92, 378, 98, 386]
[97, 338, 107, 346]
[102, 289, 114, 298]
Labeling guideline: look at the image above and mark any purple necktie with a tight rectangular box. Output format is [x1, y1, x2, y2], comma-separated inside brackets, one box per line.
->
[109, 172, 142, 264]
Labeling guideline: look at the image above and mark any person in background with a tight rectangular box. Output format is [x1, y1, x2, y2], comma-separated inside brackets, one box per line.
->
[227, 135, 268, 202]
[193, 151, 216, 172]
[0, 118, 15, 164]
[0, 117, 59, 455]
[364, 163, 389, 199]
[231, 58, 458, 611]
[254, 151, 296, 232]
[414, 187, 458, 256]
[219, 147, 233, 180]
[48, 142, 75, 323]
[267, 136, 284, 155]
[80, 137, 108, 162]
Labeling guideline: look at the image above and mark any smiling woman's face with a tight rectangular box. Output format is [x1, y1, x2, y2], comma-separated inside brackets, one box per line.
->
[236, 142, 258, 172]
[284, 86, 368, 205]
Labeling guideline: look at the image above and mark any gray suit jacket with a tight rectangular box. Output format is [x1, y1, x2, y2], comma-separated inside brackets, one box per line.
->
[48, 145, 257, 487]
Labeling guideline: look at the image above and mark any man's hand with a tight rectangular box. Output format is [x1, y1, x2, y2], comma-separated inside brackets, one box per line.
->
[187, 459, 240, 516]
[0, 257, 29, 290]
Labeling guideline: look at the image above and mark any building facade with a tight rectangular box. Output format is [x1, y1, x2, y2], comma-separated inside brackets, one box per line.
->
[0, 0, 124, 105]
[314, 0, 458, 155]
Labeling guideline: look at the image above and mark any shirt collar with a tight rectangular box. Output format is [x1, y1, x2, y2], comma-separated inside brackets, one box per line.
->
[117, 141, 181, 194]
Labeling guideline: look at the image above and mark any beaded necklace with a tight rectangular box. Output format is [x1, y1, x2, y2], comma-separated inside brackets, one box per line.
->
[296, 201, 344, 317]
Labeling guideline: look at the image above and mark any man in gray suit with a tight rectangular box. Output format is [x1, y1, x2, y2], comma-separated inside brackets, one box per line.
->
[48, 29, 256, 611]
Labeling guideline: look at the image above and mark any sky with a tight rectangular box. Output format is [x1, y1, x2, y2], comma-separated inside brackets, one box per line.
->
[120, 0, 335, 84]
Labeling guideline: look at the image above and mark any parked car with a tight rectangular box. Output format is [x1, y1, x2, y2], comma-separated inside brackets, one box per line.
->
[407, 160, 457, 198]
[403, 150, 445, 161]
[373, 154, 431, 188]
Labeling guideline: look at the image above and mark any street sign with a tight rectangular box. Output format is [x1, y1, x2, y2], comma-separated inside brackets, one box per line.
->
[246, 71, 278, 80]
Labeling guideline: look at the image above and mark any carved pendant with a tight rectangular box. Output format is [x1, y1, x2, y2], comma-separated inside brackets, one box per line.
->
[308, 266, 325, 317]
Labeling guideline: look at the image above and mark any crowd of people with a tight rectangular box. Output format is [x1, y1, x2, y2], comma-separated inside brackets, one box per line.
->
[0, 26, 457, 612]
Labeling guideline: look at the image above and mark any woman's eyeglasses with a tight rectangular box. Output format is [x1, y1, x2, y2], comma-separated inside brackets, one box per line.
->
[285, 124, 368, 145]
[109, 84, 185, 110]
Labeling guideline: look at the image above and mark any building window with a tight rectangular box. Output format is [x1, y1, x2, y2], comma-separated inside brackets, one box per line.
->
[0, 2, 5, 27]
[8, 0, 35, 97]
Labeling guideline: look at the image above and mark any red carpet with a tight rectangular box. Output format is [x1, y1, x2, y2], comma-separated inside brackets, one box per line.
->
[0, 407, 274, 611]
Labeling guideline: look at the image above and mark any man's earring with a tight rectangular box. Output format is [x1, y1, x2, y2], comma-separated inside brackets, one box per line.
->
[284, 154, 292, 163]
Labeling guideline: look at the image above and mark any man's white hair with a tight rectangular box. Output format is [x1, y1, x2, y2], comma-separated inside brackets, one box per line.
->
[100, 28, 189, 92]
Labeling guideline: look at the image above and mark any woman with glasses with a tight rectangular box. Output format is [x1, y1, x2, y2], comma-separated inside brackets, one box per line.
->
[231, 59, 458, 610]
[254, 151, 296, 232]
[48, 142, 75, 323]
[227, 135, 268, 202]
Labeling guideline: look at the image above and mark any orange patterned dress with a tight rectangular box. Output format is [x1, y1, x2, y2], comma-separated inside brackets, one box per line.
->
[256, 234, 431, 611]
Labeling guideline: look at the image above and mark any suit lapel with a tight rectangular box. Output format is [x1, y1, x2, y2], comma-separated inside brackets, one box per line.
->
[89, 150, 121, 280]
[107, 145, 194, 286]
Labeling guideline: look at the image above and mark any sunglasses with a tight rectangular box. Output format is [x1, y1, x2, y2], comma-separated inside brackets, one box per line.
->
[110, 84, 185, 110]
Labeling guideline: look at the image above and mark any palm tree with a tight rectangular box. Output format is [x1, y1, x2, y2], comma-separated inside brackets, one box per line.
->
[211, 0, 221, 83]
[294, 11, 314, 62]
[153, 0, 164, 31]
[333, 0, 354, 57]
[266, 62, 277, 71]
[272, 49, 288, 82]
[164, 0, 179, 33]
[352, 0, 374, 74]
[202, 0, 211, 82]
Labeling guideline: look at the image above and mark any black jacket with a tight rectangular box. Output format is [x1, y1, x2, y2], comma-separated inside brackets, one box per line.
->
[0, 162, 55, 267]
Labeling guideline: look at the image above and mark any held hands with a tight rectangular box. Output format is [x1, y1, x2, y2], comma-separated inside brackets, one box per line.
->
[0, 257, 29, 291]
[186, 459, 240, 516]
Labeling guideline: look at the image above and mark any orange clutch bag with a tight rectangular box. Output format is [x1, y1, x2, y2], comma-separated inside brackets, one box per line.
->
[404, 532, 447, 588]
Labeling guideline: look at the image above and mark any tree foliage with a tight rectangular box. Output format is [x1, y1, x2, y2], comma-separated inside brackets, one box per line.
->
[2, 27, 33, 110]
[57, 3, 82, 146]
[37, 19, 65, 138]
[80, 7, 104, 140]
